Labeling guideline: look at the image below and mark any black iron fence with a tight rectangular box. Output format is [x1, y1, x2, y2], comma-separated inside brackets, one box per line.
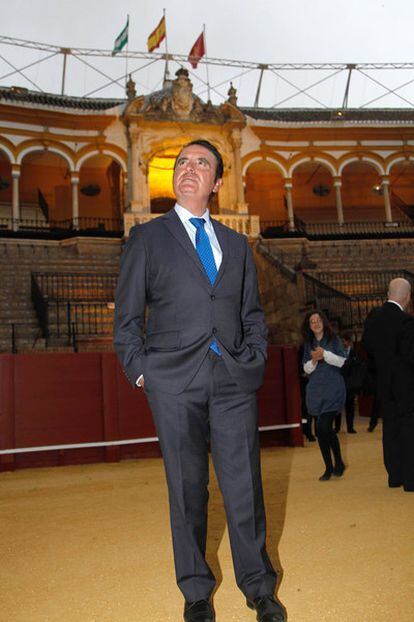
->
[32, 272, 118, 302]
[349, 295, 386, 330]
[0, 322, 37, 354]
[304, 220, 414, 237]
[309, 270, 414, 297]
[302, 272, 354, 329]
[31, 272, 117, 345]
[260, 218, 414, 239]
[303, 269, 414, 331]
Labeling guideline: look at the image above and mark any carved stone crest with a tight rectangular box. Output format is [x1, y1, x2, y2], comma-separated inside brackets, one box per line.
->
[123, 68, 246, 127]
[171, 68, 194, 118]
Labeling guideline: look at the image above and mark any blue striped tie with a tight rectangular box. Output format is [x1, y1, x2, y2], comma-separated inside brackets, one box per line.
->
[189, 217, 221, 356]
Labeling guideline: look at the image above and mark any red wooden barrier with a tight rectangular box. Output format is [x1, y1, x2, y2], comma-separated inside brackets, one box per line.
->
[0, 347, 302, 471]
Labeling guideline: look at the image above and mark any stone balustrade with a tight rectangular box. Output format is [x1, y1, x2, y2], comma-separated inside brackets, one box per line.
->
[123, 212, 261, 237]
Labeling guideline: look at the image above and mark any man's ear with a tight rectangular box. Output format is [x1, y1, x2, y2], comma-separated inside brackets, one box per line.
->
[212, 178, 222, 194]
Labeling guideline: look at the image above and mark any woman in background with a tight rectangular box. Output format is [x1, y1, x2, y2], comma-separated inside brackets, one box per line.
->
[302, 310, 347, 481]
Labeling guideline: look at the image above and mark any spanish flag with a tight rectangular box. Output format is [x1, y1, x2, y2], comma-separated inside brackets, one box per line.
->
[147, 16, 166, 53]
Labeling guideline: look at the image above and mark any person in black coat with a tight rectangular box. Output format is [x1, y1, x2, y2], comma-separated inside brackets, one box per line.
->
[362, 278, 414, 492]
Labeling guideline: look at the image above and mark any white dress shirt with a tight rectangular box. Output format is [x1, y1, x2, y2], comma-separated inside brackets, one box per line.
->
[174, 203, 222, 269]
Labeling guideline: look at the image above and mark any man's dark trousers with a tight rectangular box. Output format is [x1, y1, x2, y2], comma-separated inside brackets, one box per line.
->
[145, 350, 277, 602]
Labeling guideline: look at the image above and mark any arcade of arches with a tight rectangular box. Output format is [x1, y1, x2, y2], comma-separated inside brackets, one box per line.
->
[0, 147, 125, 228]
[244, 157, 414, 229]
[2, 142, 414, 231]
[1, 75, 414, 233]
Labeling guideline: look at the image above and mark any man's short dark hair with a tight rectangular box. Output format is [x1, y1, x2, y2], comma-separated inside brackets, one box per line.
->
[175, 139, 224, 182]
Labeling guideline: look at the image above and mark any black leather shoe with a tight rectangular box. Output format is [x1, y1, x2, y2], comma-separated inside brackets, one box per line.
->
[388, 480, 402, 488]
[333, 462, 346, 477]
[319, 470, 332, 481]
[246, 595, 285, 621]
[184, 600, 214, 622]
[367, 423, 377, 432]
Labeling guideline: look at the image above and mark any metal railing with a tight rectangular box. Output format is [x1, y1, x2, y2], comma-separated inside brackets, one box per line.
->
[303, 269, 414, 331]
[32, 272, 118, 301]
[256, 241, 297, 282]
[0, 322, 35, 354]
[302, 272, 354, 329]
[66, 301, 114, 337]
[259, 218, 414, 239]
[309, 269, 414, 296]
[303, 220, 414, 237]
[31, 274, 49, 337]
[349, 295, 386, 330]
[0, 216, 123, 234]
[30, 272, 117, 345]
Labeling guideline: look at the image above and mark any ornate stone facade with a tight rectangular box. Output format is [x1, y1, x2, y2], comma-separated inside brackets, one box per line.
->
[1, 77, 414, 233]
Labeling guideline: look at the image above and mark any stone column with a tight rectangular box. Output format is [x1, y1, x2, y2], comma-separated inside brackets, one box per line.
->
[284, 179, 295, 231]
[333, 177, 344, 225]
[70, 172, 79, 229]
[231, 128, 248, 214]
[143, 162, 151, 212]
[11, 165, 20, 231]
[128, 125, 149, 213]
[123, 173, 129, 211]
[381, 176, 393, 223]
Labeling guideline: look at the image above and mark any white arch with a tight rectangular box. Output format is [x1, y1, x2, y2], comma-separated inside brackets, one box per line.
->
[386, 155, 414, 175]
[243, 156, 288, 178]
[75, 149, 127, 172]
[0, 144, 15, 164]
[17, 145, 75, 170]
[339, 156, 385, 176]
[288, 156, 337, 177]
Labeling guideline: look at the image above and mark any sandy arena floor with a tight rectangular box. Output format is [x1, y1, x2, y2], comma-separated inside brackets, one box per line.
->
[1, 415, 413, 622]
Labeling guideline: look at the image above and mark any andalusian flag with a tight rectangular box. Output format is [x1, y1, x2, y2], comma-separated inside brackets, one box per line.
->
[147, 15, 166, 53]
[112, 17, 129, 55]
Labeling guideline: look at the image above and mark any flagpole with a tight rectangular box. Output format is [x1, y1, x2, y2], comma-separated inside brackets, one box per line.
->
[163, 8, 169, 83]
[125, 14, 129, 88]
[203, 24, 211, 102]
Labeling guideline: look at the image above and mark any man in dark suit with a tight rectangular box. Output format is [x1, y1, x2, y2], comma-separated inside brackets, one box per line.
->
[362, 277, 414, 492]
[114, 140, 283, 621]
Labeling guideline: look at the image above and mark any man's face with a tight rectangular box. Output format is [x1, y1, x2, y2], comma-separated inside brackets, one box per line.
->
[173, 144, 222, 207]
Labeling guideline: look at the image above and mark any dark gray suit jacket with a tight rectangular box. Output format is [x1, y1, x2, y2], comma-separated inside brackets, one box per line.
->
[114, 209, 267, 395]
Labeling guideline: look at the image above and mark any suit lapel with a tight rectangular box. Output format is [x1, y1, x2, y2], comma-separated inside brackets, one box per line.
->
[162, 209, 212, 286]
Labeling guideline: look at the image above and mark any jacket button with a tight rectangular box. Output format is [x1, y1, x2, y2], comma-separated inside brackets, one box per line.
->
[210, 295, 216, 300]
[212, 327, 217, 334]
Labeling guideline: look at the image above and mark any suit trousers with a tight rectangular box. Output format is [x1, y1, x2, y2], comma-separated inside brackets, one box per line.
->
[382, 400, 414, 489]
[145, 350, 277, 602]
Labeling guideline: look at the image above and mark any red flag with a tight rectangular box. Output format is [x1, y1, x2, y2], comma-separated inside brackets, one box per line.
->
[188, 32, 205, 69]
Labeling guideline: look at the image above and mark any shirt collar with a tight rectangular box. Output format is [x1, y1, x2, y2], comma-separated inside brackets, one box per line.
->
[387, 299, 404, 311]
[174, 203, 211, 226]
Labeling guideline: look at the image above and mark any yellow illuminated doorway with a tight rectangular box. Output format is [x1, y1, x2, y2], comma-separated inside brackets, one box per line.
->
[148, 148, 178, 213]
